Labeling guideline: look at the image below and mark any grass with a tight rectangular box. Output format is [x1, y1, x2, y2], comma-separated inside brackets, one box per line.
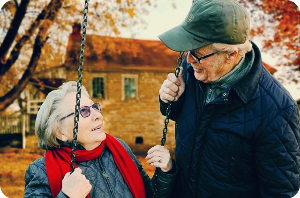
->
[0, 147, 44, 198]
[0, 135, 155, 198]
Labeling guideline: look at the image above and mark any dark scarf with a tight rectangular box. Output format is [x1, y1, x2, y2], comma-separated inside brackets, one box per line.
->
[45, 133, 146, 198]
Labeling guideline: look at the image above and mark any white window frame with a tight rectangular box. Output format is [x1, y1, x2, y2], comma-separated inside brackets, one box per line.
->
[90, 73, 107, 100]
[121, 74, 138, 101]
[27, 99, 45, 114]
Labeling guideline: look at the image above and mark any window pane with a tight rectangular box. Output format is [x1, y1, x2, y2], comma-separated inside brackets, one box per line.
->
[125, 78, 136, 98]
[92, 77, 105, 99]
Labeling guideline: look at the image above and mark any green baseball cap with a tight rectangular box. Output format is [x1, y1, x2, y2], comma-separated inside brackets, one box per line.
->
[159, 0, 250, 52]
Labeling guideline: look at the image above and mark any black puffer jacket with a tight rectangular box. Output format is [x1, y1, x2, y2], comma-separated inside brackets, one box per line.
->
[24, 139, 177, 198]
[160, 42, 300, 198]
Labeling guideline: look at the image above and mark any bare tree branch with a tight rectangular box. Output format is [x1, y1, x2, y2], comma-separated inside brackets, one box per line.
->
[0, 36, 48, 111]
[0, 0, 29, 61]
[13, 0, 19, 9]
[0, 0, 61, 76]
[0, 0, 64, 112]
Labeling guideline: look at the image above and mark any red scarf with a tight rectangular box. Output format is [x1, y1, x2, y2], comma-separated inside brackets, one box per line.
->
[45, 133, 146, 198]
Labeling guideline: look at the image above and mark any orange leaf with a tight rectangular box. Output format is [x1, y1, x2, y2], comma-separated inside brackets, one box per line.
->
[109, 20, 116, 27]
[126, 8, 136, 18]
[113, 27, 120, 35]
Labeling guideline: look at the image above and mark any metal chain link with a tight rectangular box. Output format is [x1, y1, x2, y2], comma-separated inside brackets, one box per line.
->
[70, 0, 89, 173]
[152, 51, 184, 198]
[161, 52, 184, 146]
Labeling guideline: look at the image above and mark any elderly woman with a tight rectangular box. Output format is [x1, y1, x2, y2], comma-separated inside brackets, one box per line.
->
[24, 81, 177, 198]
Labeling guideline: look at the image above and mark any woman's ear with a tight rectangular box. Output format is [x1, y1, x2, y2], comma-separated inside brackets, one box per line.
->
[56, 132, 68, 141]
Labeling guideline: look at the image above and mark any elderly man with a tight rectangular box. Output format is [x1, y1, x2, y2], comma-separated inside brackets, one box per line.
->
[158, 0, 300, 197]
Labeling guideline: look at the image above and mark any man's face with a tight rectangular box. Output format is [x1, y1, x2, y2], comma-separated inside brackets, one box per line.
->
[187, 45, 230, 83]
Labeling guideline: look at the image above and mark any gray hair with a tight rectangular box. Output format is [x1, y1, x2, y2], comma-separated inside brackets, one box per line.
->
[211, 40, 252, 58]
[35, 81, 89, 150]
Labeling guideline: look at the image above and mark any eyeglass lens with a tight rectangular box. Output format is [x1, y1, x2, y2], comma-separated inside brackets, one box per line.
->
[92, 103, 101, 112]
[79, 103, 101, 118]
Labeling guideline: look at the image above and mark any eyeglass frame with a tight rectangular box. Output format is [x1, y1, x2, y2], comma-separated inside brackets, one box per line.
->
[60, 102, 102, 121]
[189, 50, 217, 63]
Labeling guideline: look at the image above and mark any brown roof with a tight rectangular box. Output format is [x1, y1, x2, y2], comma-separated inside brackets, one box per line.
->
[65, 34, 181, 72]
[29, 78, 64, 94]
[64, 28, 277, 73]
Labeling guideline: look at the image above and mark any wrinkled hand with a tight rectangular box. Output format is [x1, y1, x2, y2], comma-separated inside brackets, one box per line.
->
[146, 145, 173, 172]
[62, 168, 92, 198]
[159, 67, 185, 103]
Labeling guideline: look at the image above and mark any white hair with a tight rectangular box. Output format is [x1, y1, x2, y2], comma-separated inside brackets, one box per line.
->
[35, 81, 89, 150]
[211, 40, 252, 58]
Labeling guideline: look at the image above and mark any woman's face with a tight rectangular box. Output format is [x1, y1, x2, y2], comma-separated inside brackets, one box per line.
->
[59, 92, 106, 150]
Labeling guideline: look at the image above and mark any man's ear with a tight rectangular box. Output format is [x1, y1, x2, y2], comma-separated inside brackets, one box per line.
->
[226, 49, 239, 64]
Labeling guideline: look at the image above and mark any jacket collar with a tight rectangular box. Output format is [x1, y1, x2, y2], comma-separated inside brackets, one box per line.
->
[187, 41, 263, 104]
[232, 42, 263, 103]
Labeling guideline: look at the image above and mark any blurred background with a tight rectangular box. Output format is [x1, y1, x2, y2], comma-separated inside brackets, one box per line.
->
[0, 0, 299, 197]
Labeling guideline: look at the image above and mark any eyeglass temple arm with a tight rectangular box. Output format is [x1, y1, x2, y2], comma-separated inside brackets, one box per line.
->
[190, 51, 216, 62]
[60, 112, 75, 121]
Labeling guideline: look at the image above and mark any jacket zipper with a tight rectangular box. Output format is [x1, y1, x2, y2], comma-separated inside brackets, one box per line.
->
[97, 159, 115, 198]
[188, 82, 209, 196]
[207, 88, 213, 103]
[194, 82, 219, 196]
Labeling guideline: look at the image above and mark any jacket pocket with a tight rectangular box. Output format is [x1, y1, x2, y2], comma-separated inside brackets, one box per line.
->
[228, 134, 244, 183]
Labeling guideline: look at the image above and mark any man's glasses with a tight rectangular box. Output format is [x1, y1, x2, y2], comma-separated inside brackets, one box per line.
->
[189, 51, 216, 63]
[60, 103, 102, 121]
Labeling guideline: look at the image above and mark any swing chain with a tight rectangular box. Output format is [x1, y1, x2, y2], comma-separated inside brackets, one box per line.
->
[71, 0, 89, 173]
[160, 51, 184, 146]
[152, 51, 184, 198]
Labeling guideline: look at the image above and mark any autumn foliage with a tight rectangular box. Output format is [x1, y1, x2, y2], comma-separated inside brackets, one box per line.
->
[239, 0, 300, 68]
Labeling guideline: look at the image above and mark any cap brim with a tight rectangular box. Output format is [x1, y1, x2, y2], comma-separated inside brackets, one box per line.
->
[158, 25, 213, 52]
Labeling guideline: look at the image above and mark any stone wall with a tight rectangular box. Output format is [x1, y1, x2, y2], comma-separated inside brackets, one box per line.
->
[67, 69, 176, 156]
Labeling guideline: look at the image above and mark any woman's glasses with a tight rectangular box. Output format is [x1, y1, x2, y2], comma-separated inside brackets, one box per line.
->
[60, 103, 101, 121]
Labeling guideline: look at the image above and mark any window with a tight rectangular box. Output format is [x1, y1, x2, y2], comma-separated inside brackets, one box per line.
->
[92, 77, 105, 99]
[27, 99, 45, 114]
[122, 74, 138, 100]
[135, 137, 143, 144]
[90, 74, 107, 100]
[125, 78, 136, 98]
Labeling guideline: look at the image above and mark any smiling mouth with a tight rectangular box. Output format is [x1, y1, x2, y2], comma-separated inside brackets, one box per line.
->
[193, 67, 202, 72]
[92, 126, 102, 131]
